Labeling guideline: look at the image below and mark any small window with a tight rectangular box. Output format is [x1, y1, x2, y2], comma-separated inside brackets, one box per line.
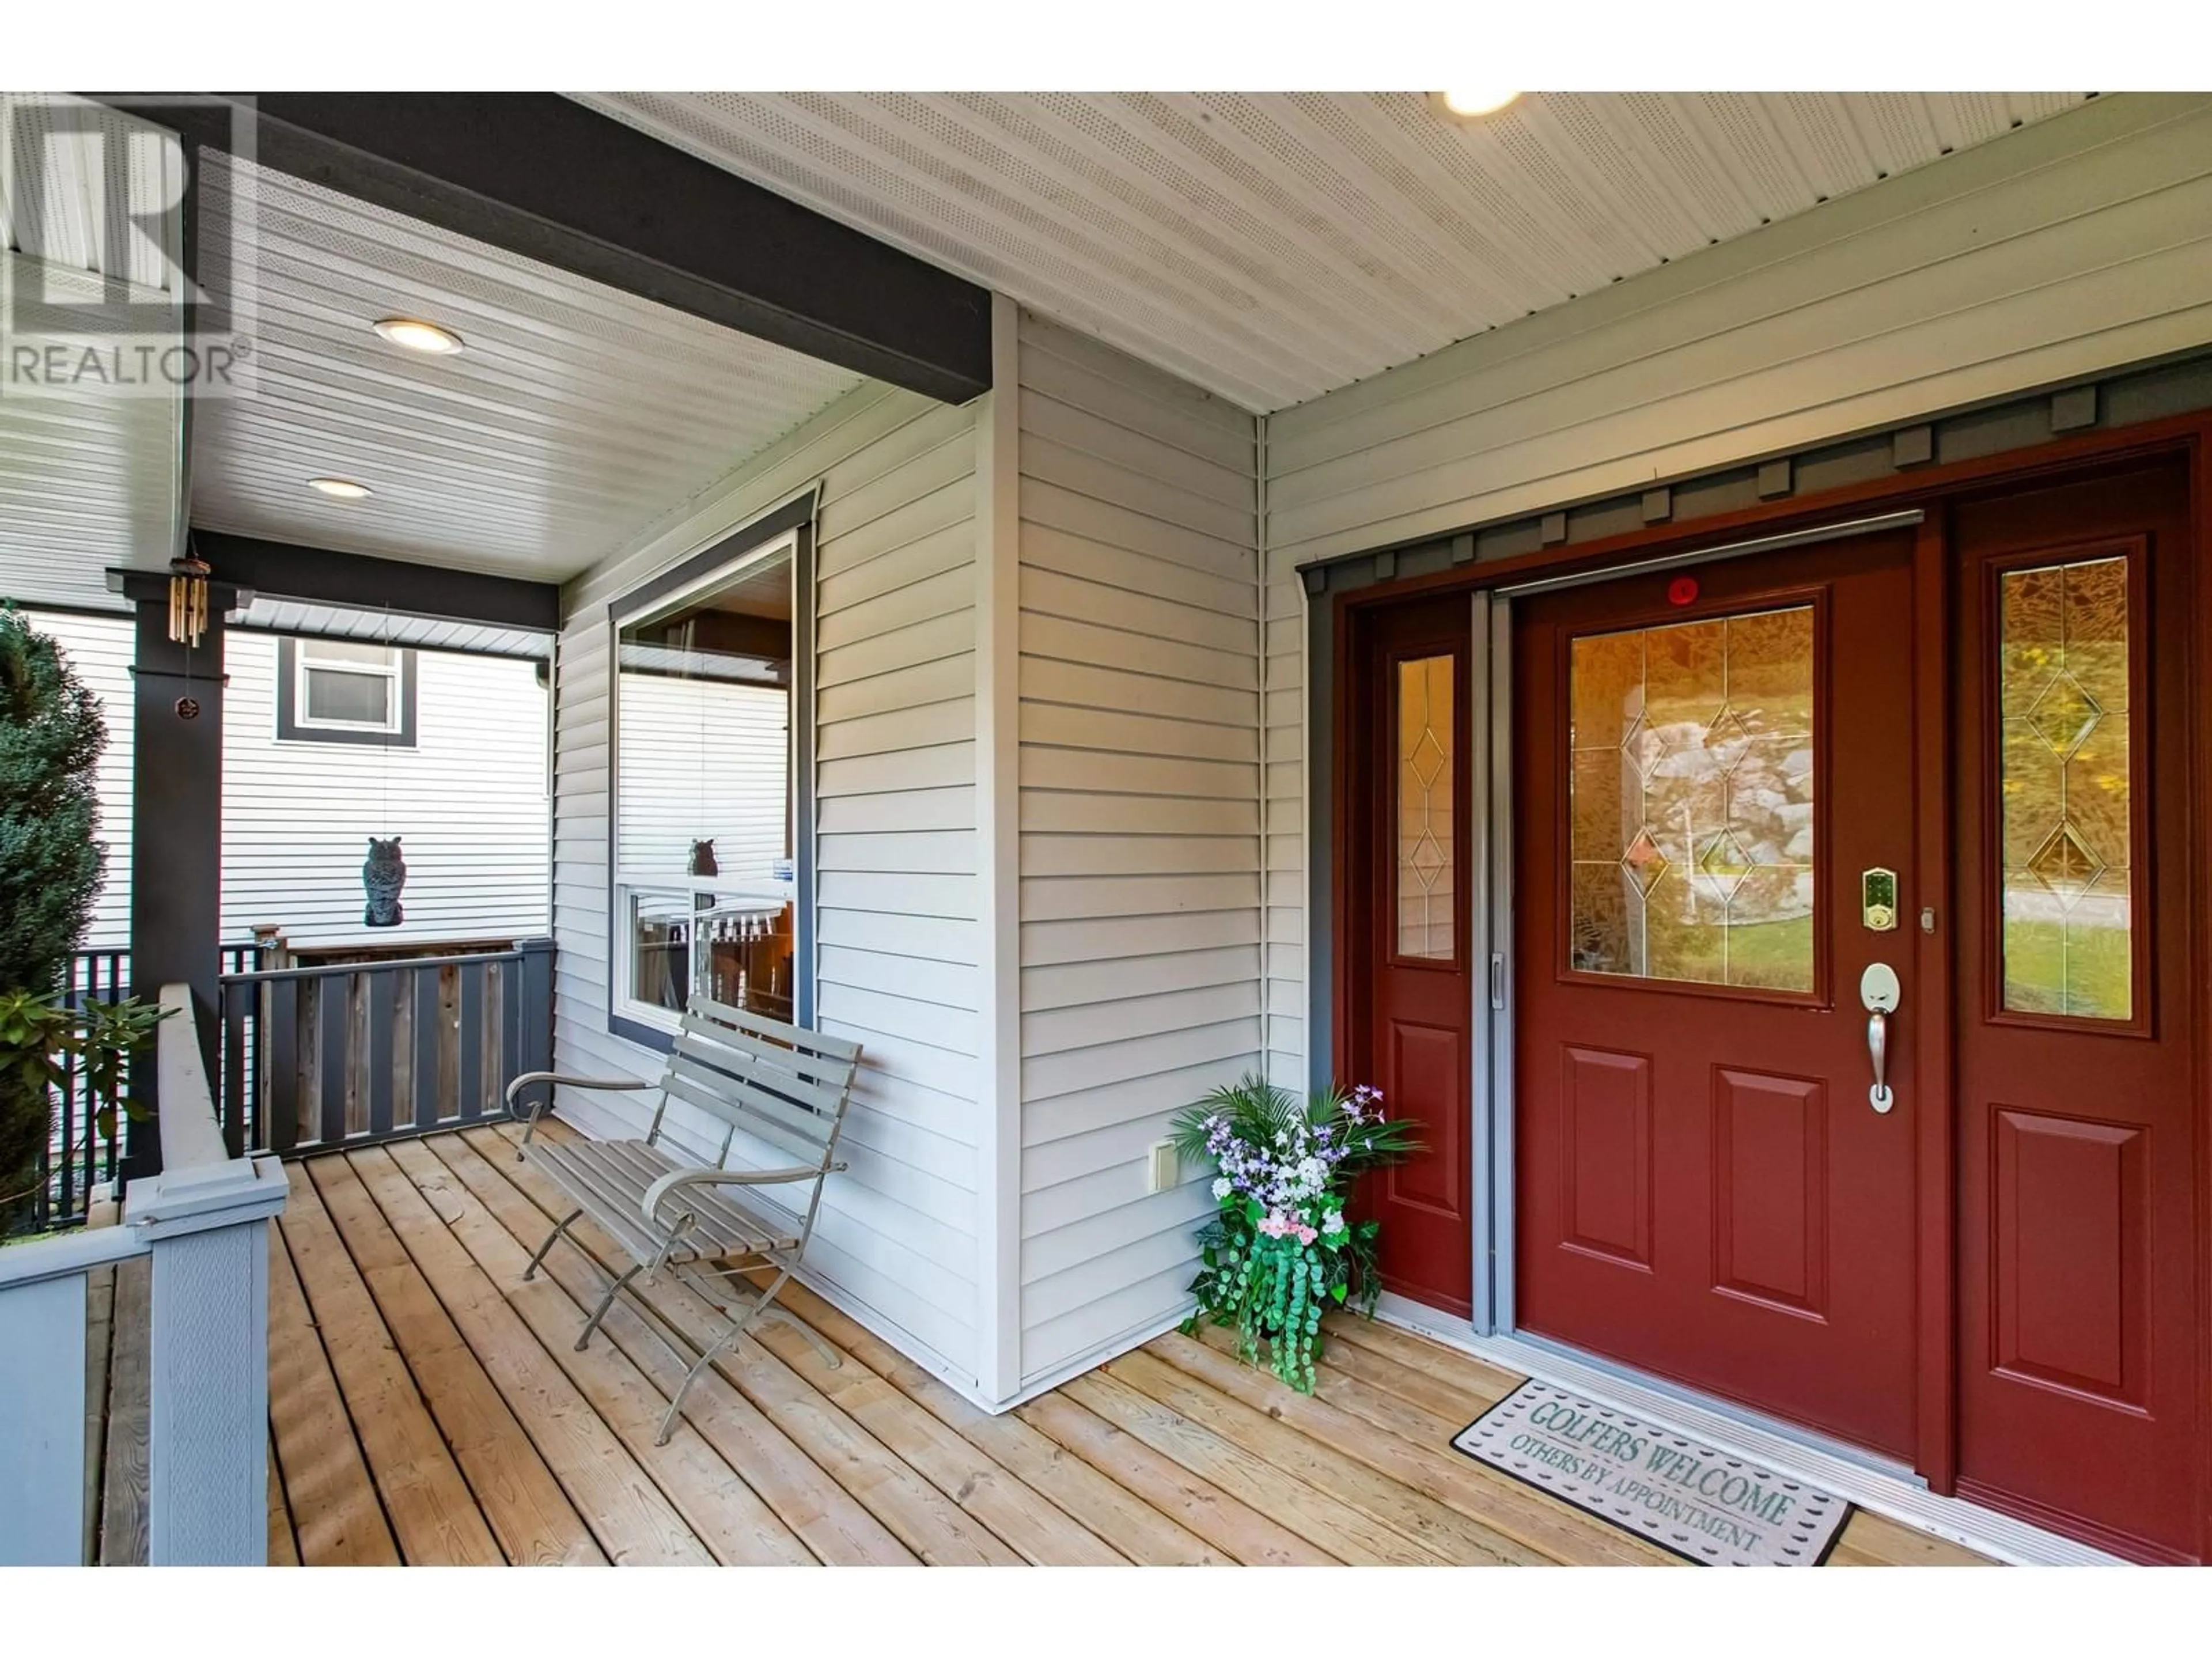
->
[276, 637, 417, 746]
[611, 520, 803, 1042]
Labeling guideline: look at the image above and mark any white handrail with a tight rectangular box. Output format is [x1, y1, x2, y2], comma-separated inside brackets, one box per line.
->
[0, 983, 287, 1566]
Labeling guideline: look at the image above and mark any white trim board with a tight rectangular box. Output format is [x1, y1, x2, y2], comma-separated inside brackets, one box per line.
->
[1369, 1290, 2127, 1567]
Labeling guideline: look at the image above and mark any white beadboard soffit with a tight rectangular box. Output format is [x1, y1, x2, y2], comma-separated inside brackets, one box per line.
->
[578, 92, 2094, 414]
[187, 152, 867, 584]
[0, 94, 185, 613]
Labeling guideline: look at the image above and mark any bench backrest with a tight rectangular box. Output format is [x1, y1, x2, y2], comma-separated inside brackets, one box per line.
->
[651, 995, 862, 1170]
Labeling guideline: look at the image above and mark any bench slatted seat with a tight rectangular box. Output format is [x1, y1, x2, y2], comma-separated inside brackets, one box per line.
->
[506, 995, 862, 1442]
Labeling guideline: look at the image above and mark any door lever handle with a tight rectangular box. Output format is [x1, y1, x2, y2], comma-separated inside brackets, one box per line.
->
[1859, 963, 1900, 1115]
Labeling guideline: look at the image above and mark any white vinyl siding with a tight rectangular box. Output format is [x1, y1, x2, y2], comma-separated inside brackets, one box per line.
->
[221, 634, 550, 947]
[1259, 90, 2212, 1084]
[1012, 311, 1261, 1385]
[551, 381, 987, 1391]
[27, 612, 135, 953]
[34, 613, 550, 953]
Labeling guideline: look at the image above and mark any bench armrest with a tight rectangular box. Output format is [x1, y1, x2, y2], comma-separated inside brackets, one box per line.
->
[641, 1162, 843, 1235]
[508, 1071, 656, 1156]
[505, 1071, 655, 1109]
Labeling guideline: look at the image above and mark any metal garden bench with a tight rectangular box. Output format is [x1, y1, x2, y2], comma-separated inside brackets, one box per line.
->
[506, 995, 861, 1443]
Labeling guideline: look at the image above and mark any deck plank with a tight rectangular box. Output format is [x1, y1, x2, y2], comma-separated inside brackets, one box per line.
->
[265, 1218, 399, 1565]
[209, 1127, 2003, 1570]
[1013, 1389, 1332, 1566]
[266, 1432, 301, 1566]
[96, 1253, 149, 1566]
[1166, 1327, 1671, 1566]
[482, 1123, 1018, 1565]
[333, 1147, 706, 1566]
[436, 1129, 915, 1566]
[1839, 1510, 1995, 1566]
[283, 1162, 511, 1565]
[725, 1281, 1126, 1565]
[1062, 1369, 1443, 1563]
[80, 1194, 118, 1566]
[775, 1277, 1227, 1566]
[1108, 1345, 1539, 1565]
[382, 1136, 815, 1566]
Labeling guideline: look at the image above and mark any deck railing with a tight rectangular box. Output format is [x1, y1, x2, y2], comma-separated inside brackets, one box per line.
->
[23, 945, 269, 1234]
[216, 938, 554, 1157]
[0, 983, 287, 1565]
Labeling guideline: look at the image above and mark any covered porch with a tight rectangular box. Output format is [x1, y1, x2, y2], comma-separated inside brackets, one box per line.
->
[6, 85, 2209, 1571]
[89, 1116, 1983, 1567]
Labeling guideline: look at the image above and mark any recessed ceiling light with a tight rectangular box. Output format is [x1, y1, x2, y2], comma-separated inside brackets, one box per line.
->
[1435, 90, 1524, 120]
[308, 477, 373, 500]
[372, 317, 465, 355]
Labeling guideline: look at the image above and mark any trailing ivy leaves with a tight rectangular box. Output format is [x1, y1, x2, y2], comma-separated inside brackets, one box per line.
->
[1173, 1073, 1421, 1394]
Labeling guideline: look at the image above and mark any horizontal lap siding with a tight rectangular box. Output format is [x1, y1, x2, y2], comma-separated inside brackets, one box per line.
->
[551, 381, 986, 1387]
[218, 635, 551, 948]
[1013, 312, 1261, 1386]
[35, 611, 549, 953]
[1259, 92, 2212, 1086]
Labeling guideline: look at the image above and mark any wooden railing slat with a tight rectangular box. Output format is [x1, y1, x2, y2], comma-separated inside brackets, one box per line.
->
[455, 962, 485, 1123]
[412, 968, 441, 1132]
[317, 983, 348, 1149]
[366, 971, 396, 1139]
[268, 980, 299, 1157]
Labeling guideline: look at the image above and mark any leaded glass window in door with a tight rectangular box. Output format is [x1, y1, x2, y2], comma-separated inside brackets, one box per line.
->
[1567, 605, 1817, 990]
[1997, 554, 2134, 1020]
[1395, 654, 1456, 960]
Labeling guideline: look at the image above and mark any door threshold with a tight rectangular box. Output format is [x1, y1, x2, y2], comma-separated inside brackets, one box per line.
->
[1370, 1291, 2128, 1566]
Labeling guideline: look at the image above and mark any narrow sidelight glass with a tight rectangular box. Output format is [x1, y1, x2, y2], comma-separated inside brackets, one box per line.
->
[1395, 653, 1456, 960]
[1997, 554, 2133, 1020]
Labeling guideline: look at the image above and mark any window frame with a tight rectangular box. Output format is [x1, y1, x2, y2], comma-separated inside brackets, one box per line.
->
[604, 491, 817, 1051]
[275, 635, 418, 747]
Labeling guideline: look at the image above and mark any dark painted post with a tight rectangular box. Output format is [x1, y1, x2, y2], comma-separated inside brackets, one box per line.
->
[109, 569, 248, 1181]
[516, 936, 556, 1101]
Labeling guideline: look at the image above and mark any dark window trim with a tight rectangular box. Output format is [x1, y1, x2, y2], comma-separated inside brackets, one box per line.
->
[606, 490, 819, 1054]
[275, 635, 418, 747]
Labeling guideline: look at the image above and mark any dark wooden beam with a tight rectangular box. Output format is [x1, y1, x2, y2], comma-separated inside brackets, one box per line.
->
[93, 92, 992, 404]
[188, 530, 560, 632]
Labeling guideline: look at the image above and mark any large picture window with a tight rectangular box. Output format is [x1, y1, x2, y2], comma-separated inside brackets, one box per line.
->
[610, 503, 810, 1043]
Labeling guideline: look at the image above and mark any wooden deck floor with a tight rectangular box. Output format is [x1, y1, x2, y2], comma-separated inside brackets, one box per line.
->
[96, 1118, 1991, 1566]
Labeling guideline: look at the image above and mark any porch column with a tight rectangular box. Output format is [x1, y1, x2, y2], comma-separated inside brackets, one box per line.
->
[108, 569, 248, 1179]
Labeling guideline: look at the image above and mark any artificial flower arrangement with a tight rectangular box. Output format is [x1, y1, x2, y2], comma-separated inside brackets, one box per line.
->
[1169, 1075, 1421, 1392]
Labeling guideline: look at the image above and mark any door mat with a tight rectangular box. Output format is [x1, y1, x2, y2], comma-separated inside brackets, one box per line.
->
[1453, 1381, 1851, 1566]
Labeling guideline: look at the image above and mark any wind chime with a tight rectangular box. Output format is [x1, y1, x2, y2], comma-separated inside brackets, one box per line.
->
[168, 547, 212, 721]
[166, 550, 213, 647]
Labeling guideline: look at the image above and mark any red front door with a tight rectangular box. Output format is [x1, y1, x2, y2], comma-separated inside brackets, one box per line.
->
[1512, 531, 1922, 1457]
[1342, 592, 1476, 1316]
[1949, 462, 2202, 1562]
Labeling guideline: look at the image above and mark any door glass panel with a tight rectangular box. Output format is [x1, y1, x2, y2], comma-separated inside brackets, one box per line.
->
[1567, 605, 1816, 990]
[1998, 555, 2133, 1020]
[1395, 653, 1456, 960]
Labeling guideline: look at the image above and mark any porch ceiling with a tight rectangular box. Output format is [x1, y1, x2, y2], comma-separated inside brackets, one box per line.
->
[0, 93, 184, 615]
[186, 152, 866, 587]
[581, 92, 2098, 414]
